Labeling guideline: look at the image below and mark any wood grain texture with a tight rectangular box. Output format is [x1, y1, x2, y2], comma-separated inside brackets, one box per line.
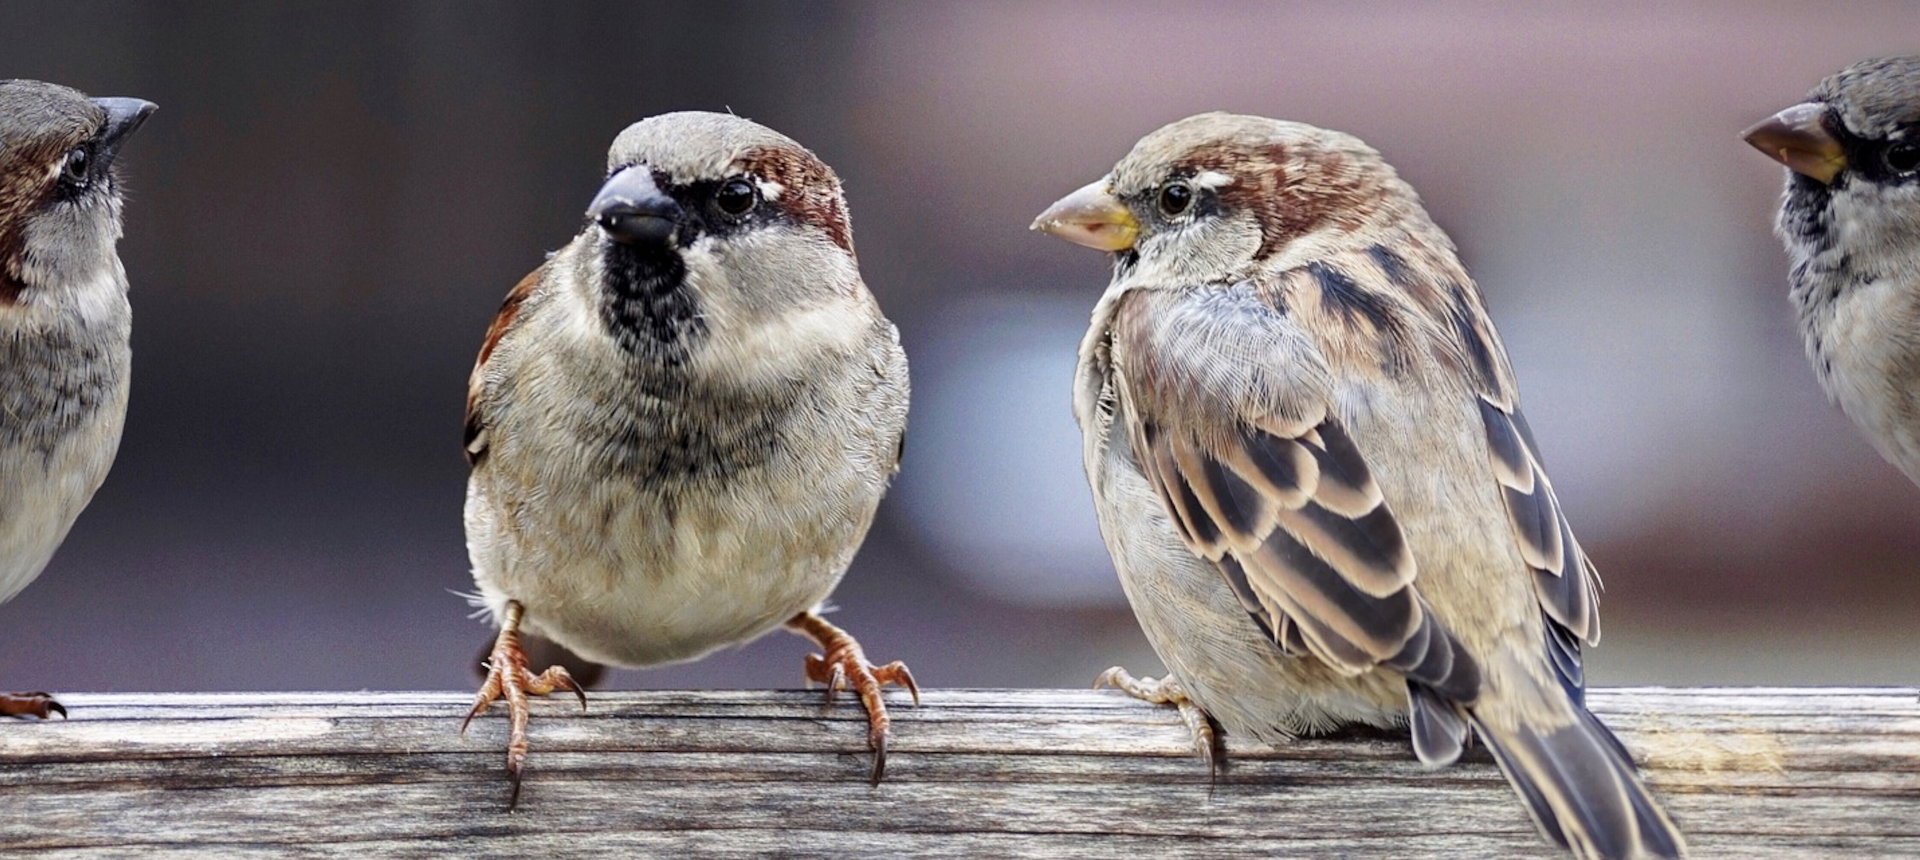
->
[0, 688, 1912, 858]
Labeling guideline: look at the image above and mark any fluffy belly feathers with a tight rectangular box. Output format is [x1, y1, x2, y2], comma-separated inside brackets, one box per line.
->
[465, 430, 880, 668]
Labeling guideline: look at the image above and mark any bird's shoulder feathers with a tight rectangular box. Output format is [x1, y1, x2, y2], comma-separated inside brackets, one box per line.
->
[464, 266, 543, 466]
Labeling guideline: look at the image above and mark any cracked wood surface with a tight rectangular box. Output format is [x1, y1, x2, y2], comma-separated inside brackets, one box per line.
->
[0, 687, 1913, 858]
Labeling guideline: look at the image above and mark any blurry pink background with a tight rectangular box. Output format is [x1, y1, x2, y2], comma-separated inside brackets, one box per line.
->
[2, 1, 1913, 693]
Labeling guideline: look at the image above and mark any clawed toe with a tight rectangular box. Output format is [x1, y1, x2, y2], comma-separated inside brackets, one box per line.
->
[1096, 666, 1223, 774]
[462, 601, 586, 809]
[790, 611, 917, 785]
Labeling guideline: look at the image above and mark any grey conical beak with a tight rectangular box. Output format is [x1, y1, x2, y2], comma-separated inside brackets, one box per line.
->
[91, 98, 157, 168]
[589, 165, 682, 247]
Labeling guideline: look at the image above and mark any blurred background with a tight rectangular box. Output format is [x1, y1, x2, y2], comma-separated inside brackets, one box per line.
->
[1, 1, 1914, 695]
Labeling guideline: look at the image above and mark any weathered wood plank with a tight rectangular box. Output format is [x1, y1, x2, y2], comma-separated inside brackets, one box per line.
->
[0, 688, 1912, 858]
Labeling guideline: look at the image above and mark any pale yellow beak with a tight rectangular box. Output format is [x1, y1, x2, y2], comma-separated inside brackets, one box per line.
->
[1743, 102, 1847, 185]
[1031, 179, 1139, 251]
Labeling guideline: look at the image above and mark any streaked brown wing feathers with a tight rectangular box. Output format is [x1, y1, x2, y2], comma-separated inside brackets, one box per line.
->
[464, 268, 541, 466]
[1110, 280, 1479, 704]
[1476, 395, 1602, 703]
[1138, 414, 1472, 696]
[1476, 396, 1602, 646]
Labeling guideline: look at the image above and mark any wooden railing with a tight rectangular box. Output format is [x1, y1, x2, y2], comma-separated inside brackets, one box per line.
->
[0, 688, 1912, 857]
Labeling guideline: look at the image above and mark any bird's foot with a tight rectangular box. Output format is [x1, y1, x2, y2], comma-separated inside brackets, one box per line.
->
[788, 611, 919, 785]
[460, 601, 585, 809]
[1096, 666, 1223, 774]
[0, 692, 65, 720]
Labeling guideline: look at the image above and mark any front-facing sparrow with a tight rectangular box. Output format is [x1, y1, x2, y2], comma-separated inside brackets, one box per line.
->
[1034, 113, 1686, 859]
[0, 81, 154, 719]
[461, 111, 914, 805]
[1744, 56, 1920, 486]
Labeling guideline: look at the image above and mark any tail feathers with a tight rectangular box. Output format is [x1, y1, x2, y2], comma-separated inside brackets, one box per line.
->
[1408, 683, 1469, 766]
[1472, 705, 1687, 860]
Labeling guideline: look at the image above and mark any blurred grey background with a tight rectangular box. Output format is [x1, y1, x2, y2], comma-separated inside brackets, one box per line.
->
[1, 1, 1914, 694]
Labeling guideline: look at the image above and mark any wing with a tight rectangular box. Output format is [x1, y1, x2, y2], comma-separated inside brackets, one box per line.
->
[1111, 284, 1480, 708]
[1477, 394, 1602, 700]
[463, 268, 541, 467]
[1424, 250, 1603, 703]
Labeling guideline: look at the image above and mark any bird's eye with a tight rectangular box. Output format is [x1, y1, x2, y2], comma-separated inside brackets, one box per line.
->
[1885, 142, 1920, 174]
[1157, 181, 1194, 218]
[715, 178, 757, 215]
[60, 146, 90, 186]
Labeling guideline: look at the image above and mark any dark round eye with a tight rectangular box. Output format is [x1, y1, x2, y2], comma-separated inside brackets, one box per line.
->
[1157, 181, 1193, 218]
[715, 178, 757, 215]
[60, 146, 89, 185]
[1885, 142, 1920, 174]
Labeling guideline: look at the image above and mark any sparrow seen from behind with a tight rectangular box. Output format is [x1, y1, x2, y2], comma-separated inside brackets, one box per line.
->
[1034, 113, 1686, 859]
[1744, 56, 1920, 487]
[462, 112, 914, 806]
[0, 81, 154, 720]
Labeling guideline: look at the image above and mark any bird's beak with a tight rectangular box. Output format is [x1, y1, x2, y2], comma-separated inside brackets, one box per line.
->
[1743, 102, 1846, 185]
[589, 165, 682, 246]
[91, 97, 156, 168]
[1031, 178, 1139, 252]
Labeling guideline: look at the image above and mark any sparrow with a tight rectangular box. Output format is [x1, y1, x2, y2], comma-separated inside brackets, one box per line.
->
[1033, 113, 1686, 859]
[1744, 56, 1920, 487]
[461, 111, 915, 805]
[0, 81, 154, 720]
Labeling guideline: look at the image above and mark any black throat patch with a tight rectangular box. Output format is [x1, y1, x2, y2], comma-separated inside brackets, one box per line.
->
[599, 241, 706, 366]
[1785, 173, 1838, 261]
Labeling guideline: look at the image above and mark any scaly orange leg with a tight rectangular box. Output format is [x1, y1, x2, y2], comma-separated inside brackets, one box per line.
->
[461, 600, 585, 809]
[1096, 666, 1223, 776]
[787, 611, 919, 785]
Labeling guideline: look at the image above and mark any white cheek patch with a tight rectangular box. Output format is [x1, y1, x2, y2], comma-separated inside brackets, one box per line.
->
[1, 260, 124, 325]
[679, 225, 867, 382]
[1832, 182, 1920, 272]
[70, 263, 125, 322]
[1132, 222, 1225, 287]
[694, 297, 867, 387]
[553, 245, 619, 347]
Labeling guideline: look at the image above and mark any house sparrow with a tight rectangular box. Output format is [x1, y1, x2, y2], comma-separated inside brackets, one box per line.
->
[1743, 56, 1920, 486]
[0, 81, 154, 720]
[1034, 113, 1686, 859]
[461, 111, 914, 805]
